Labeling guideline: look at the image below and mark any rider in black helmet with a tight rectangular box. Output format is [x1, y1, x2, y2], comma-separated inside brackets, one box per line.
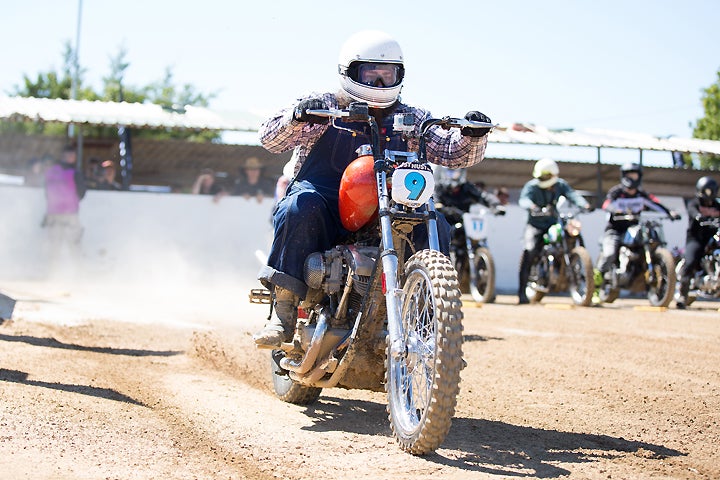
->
[593, 162, 680, 303]
[676, 176, 720, 309]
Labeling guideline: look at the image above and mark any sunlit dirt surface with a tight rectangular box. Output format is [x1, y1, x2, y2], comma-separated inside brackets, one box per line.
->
[1, 277, 719, 480]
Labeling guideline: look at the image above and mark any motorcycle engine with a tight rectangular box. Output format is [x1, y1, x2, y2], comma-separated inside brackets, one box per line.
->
[304, 246, 378, 296]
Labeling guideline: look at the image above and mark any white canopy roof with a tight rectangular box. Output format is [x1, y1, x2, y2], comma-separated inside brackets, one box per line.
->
[2, 96, 720, 155]
[0, 95, 260, 131]
[490, 122, 720, 155]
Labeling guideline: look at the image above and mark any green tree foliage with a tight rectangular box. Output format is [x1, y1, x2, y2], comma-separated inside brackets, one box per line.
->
[694, 67, 720, 168]
[1, 42, 219, 142]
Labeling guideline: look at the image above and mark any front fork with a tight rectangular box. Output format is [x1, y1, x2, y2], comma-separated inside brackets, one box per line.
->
[377, 169, 440, 359]
[644, 246, 657, 284]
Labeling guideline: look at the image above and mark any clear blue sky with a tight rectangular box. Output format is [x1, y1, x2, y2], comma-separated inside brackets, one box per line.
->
[3, 0, 719, 165]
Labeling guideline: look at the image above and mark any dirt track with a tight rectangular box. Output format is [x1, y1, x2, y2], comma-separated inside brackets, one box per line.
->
[1, 278, 719, 480]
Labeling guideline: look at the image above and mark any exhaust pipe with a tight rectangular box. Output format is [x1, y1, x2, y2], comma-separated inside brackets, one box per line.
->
[279, 307, 329, 374]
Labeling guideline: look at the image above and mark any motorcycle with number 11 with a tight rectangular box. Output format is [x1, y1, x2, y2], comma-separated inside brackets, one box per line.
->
[249, 102, 493, 454]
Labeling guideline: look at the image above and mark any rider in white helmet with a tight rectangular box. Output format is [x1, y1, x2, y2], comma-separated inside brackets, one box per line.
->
[517, 158, 592, 304]
[253, 30, 493, 347]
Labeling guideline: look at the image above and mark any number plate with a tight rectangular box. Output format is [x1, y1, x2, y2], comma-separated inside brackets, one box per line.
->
[463, 212, 486, 240]
[391, 163, 434, 207]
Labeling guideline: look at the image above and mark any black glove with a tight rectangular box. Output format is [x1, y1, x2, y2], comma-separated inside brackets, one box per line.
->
[293, 98, 329, 124]
[492, 205, 507, 216]
[461, 111, 492, 137]
[669, 211, 681, 221]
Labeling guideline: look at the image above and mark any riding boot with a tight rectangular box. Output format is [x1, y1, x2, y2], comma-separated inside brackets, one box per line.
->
[676, 277, 690, 310]
[253, 286, 298, 347]
[517, 250, 531, 304]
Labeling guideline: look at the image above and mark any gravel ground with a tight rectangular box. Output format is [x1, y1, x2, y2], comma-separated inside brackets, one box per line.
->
[1, 277, 719, 480]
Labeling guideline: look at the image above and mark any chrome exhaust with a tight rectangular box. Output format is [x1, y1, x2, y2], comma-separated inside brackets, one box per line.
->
[279, 307, 329, 374]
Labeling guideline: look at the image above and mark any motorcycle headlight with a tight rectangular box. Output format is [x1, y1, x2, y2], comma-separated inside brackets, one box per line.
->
[566, 219, 582, 237]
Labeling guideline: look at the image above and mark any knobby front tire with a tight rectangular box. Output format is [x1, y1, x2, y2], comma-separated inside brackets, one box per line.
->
[386, 249, 464, 455]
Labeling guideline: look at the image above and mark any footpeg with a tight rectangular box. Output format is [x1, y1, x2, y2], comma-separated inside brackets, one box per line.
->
[249, 288, 272, 304]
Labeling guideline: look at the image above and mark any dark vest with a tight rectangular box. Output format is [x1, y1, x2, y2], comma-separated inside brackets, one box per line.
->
[297, 113, 409, 208]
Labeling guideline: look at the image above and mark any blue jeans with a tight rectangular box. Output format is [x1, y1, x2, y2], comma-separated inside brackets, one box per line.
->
[258, 180, 451, 299]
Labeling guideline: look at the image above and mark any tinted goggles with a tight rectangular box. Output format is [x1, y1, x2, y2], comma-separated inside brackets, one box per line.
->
[350, 62, 404, 87]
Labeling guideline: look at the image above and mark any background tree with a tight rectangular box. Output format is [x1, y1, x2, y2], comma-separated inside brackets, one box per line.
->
[1, 42, 219, 142]
[693, 67, 720, 169]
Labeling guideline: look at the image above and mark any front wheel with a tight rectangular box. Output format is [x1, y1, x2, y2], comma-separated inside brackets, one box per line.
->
[386, 250, 463, 455]
[568, 247, 594, 306]
[648, 248, 676, 307]
[525, 253, 548, 303]
[469, 246, 496, 303]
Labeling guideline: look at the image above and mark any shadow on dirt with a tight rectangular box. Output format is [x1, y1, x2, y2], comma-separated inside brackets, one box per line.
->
[300, 395, 390, 436]
[463, 334, 504, 343]
[436, 417, 685, 477]
[0, 368, 146, 406]
[0, 333, 182, 357]
[298, 395, 684, 477]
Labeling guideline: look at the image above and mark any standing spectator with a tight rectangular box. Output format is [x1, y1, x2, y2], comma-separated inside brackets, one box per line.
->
[85, 157, 103, 189]
[494, 186, 510, 205]
[43, 143, 86, 255]
[96, 160, 122, 190]
[232, 157, 275, 203]
[191, 168, 223, 195]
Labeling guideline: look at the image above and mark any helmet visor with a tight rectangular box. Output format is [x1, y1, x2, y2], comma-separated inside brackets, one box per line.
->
[353, 62, 404, 87]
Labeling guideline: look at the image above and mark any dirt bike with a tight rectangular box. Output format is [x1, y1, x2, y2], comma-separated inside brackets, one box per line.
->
[523, 206, 595, 306]
[441, 204, 499, 303]
[249, 102, 492, 454]
[597, 213, 677, 307]
[674, 217, 720, 307]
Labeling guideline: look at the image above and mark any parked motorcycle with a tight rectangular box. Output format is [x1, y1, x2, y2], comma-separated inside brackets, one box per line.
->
[523, 206, 595, 306]
[674, 217, 720, 307]
[249, 102, 492, 454]
[597, 213, 676, 307]
[442, 204, 499, 303]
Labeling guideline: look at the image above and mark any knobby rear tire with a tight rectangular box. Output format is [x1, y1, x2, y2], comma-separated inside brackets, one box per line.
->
[270, 352, 322, 405]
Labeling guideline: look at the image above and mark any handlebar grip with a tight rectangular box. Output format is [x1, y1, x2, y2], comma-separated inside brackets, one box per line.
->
[305, 108, 342, 118]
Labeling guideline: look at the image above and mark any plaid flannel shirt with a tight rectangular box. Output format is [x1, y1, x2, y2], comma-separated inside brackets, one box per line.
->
[259, 92, 488, 176]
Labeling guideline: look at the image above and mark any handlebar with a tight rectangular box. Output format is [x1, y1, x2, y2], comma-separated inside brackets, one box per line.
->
[697, 216, 720, 228]
[610, 212, 677, 222]
[305, 105, 495, 136]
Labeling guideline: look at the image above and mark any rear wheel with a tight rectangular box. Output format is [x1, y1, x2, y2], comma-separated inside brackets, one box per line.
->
[270, 350, 322, 405]
[386, 250, 463, 455]
[568, 247, 594, 306]
[469, 247, 496, 303]
[648, 248, 676, 307]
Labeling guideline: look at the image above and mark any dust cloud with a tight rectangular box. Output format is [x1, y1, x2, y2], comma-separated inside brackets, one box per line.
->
[0, 185, 275, 329]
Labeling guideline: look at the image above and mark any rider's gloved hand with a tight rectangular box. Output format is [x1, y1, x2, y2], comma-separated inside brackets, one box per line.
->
[669, 210, 681, 221]
[492, 205, 507, 216]
[461, 111, 492, 137]
[293, 98, 329, 124]
[582, 204, 595, 213]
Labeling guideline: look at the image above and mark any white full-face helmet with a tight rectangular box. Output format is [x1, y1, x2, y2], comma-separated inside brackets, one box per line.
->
[533, 158, 559, 188]
[338, 30, 405, 109]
